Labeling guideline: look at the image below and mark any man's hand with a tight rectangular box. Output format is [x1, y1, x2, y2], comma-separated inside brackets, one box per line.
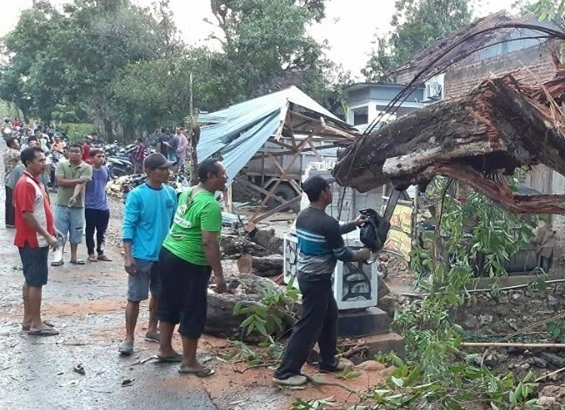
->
[355, 248, 372, 262]
[124, 256, 136, 275]
[214, 275, 227, 294]
[46, 235, 58, 252]
[354, 215, 368, 227]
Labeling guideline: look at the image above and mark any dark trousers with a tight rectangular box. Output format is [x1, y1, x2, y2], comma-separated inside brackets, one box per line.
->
[5, 185, 14, 227]
[85, 208, 110, 255]
[274, 278, 338, 379]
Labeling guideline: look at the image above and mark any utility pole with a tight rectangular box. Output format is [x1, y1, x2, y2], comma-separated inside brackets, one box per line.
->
[189, 72, 193, 117]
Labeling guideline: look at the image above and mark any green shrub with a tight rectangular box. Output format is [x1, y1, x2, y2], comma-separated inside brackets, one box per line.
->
[57, 123, 99, 144]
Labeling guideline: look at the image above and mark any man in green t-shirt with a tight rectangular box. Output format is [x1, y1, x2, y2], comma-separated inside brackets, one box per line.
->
[52, 143, 92, 266]
[157, 158, 227, 377]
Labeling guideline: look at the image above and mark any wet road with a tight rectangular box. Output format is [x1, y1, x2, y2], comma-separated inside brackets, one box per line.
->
[0, 140, 221, 410]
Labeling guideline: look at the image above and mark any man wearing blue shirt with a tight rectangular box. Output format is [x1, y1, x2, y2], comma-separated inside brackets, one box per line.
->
[119, 153, 177, 356]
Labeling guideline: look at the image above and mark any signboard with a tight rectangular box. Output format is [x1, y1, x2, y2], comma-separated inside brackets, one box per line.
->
[383, 203, 413, 261]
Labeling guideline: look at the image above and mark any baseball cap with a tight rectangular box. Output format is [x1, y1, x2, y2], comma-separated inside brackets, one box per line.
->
[144, 153, 176, 169]
[302, 174, 335, 198]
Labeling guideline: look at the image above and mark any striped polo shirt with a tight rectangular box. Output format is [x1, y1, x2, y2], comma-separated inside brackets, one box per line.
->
[295, 206, 357, 281]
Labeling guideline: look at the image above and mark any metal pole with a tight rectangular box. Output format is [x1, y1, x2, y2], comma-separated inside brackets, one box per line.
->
[189, 72, 193, 117]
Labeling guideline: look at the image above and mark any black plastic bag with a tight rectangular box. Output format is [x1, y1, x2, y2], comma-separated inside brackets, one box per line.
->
[359, 208, 390, 252]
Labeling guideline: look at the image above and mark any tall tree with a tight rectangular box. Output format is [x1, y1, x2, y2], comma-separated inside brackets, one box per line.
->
[206, 0, 339, 109]
[363, 0, 472, 82]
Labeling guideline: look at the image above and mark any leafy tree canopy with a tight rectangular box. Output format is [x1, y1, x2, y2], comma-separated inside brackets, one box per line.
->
[363, 0, 473, 82]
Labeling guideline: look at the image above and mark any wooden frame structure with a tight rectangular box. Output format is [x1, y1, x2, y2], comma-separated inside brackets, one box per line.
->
[241, 107, 359, 231]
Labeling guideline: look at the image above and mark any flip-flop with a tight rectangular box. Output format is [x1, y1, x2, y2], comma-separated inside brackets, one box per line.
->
[28, 327, 59, 336]
[156, 353, 182, 363]
[178, 367, 215, 377]
[22, 320, 55, 331]
[70, 259, 85, 265]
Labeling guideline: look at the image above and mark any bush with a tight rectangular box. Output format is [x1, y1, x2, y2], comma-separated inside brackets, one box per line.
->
[57, 123, 98, 144]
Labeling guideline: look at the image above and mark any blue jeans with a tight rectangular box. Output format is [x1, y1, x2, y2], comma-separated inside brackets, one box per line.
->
[55, 205, 84, 244]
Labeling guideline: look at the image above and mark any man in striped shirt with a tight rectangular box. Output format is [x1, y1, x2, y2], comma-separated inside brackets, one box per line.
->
[273, 175, 370, 386]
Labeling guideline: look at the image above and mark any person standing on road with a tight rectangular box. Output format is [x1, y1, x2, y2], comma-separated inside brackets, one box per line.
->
[85, 149, 111, 263]
[157, 158, 227, 376]
[4, 137, 21, 228]
[132, 138, 146, 174]
[82, 135, 92, 163]
[52, 143, 92, 266]
[157, 128, 170, 159]
[272, 175, 370, 386]
[175, 128, 188, 173]
[119, 153, 177, 356]
[14, 147, 61, 336]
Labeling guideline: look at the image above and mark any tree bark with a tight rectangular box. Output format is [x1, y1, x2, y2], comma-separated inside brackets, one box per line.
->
[205, 274, 296, 342]
[237, 255, 284, 277]
[333, 74, 565, 214]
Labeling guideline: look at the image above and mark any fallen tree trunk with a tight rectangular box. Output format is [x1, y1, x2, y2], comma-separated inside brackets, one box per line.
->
[333, 74, 565, 214]
[205, 274, 296, 342]
[240, 254, 283, 277]
[221, 235, 271, 258]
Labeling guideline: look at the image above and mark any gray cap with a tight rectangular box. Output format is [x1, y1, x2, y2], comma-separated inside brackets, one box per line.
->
[144, 153, 176, 169]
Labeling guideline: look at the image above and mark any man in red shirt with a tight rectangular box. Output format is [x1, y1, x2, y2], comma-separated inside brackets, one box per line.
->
[14, 146, 61, 336]
[82, 135, 92, 163]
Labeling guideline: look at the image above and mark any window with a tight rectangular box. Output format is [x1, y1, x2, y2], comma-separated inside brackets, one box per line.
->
[353, 106, 368, 125]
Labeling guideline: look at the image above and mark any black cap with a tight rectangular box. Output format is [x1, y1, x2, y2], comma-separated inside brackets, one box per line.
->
[144, 153, 175, 169]
[302, 175, 335, 198]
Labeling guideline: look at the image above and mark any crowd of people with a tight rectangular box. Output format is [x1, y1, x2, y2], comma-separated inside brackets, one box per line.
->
[4, 118, 372, 382]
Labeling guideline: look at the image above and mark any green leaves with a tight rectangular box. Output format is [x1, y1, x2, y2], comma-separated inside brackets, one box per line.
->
[363, 0, 472, 82]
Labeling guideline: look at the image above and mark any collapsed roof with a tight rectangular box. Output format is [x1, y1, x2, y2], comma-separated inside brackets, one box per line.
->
[197, 86, 357, 183]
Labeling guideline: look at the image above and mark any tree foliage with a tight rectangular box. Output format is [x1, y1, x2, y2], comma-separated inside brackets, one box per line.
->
[0, 0, 347, 140]
[363, 0, 472, 82]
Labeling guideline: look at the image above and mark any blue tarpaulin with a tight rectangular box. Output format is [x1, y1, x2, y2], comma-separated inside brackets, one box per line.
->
[197, 86, 349, 183]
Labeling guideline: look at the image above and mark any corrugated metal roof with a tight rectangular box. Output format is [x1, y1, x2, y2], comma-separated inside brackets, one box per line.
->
[197, 86, 348, 183]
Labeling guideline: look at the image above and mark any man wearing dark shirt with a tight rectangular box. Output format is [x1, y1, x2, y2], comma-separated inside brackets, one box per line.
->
[273, 175, 370, 386]
[158, 128, 171, 160]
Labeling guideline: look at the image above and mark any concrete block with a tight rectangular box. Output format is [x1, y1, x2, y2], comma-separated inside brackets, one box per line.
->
[337, 307, 391, 338]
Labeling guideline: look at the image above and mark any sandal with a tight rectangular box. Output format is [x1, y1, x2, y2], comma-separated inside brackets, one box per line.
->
[28, 327, 60, 337]
[156, 353, 183, 363]
[88, 255, 98, 262]
[97, 254, 112, 262]
[178, 366, 215, 377]
[70, 259, 85, 265]
[22, 320, 55, 331]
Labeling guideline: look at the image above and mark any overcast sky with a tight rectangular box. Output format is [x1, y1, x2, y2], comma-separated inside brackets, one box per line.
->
[3, 0, 520, 78]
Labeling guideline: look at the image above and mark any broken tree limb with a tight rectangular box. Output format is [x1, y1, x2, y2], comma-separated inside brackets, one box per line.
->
[333, 73, 565, 215]
[460, 342, 565, 348]
[417, 164, 565, 214]
[535, 366, 565, 382]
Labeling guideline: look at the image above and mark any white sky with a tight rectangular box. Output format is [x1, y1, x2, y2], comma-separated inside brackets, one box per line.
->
[2, 0, 520, 79]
